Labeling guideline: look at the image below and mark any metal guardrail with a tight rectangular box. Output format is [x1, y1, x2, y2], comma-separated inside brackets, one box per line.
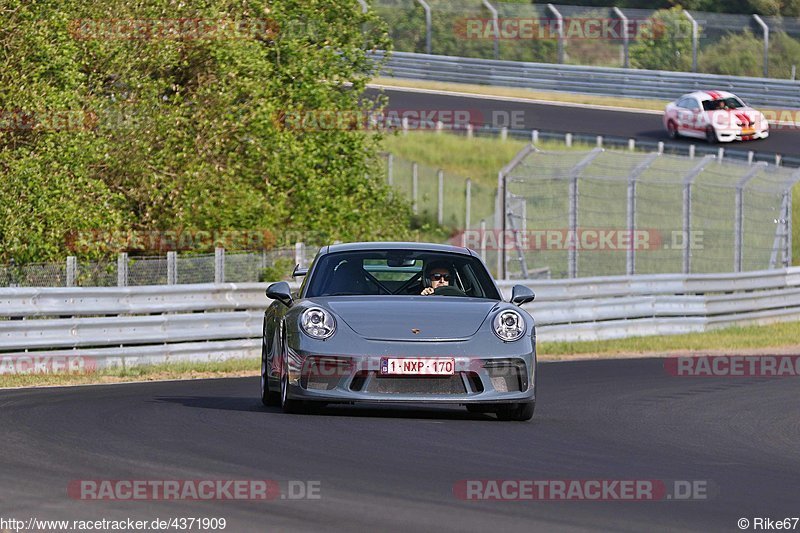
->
[377, 51, 800, 109]
[1, 267, 799, 373]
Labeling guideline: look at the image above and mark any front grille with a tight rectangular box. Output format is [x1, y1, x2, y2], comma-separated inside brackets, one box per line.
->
[349, 371, 368, 392]
[363, 375, 467, 395]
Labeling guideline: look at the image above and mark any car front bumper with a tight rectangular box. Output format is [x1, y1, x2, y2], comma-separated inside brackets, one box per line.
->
[716, 127, 769, 142]
[282, 338, 536, 405]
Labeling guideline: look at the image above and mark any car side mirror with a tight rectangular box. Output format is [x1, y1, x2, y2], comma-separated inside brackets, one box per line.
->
[266, 281, 293, 307]
[510, 285, 535, 306]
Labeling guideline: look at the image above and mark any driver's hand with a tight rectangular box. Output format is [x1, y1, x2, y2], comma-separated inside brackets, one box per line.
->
[421, 287, 434, 295]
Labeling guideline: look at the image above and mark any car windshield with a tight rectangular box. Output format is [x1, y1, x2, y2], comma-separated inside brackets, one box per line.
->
[304, 250, 501, 299]
[702, 97, 744, 111]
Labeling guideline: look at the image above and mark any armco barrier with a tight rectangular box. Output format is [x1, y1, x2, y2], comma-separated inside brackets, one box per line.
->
[377, 51, 800, 109]
[1, 268, 799, 374]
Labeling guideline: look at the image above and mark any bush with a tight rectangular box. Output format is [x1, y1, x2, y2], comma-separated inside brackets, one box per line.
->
[0, 0, 412, 264]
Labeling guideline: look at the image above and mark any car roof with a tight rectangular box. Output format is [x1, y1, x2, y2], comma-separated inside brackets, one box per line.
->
[682, 90, 737, 101]
[321, 241, 474, 256]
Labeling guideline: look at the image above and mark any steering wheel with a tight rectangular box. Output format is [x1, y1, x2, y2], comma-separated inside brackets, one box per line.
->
[433, 285, 467, 297]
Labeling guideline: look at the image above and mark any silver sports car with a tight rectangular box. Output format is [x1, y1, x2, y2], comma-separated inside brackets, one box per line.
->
[260, 242, 537, 421]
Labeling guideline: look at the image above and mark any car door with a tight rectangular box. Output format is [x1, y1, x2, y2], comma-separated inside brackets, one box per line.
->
[681, 98, 704, 138]
[675, 98, 694, 134]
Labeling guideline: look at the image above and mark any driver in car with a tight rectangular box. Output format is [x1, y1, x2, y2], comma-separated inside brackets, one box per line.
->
[421, 262, 452, 295]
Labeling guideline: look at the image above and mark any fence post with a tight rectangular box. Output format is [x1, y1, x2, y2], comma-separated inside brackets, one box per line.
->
[596, 135, 603, 148]
[66, 256, 77, 287]
[387, 153, 393, 186]
[684, 11, 698, 72]
[215, 247, 225, 284]
[500, 126, 508, 140]
[295, 241, 306, 268]
[628, 138, 635, 151]
[117, 252, 128, 287]
[467, 124, 474, 139]
[565, 133, 572, 147]
[753, 14, 769, 78]
[465, 178, 472, 232]
[682, 156, 713, 274]
[689, 144, 695, 159]
[479, 219, 487, 262]
[787, 185, 793, 267]
[437, 169, 444, 225]
[415, 0, 432, 55]
[547, 3, 564, 64]
[412, 162, 419, 215]
[531, 129, 539, 144]
[566, 149, 603, 278]
[612, 7, 629, 68]
[167, 251, 177, 285]
[734, 163, 766, 272]
[482, 0, 499, 59]
[626, 153, 658, 275]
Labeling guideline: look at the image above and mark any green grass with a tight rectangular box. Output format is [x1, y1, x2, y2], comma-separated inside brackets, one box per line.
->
[539, 320, 800, 359]
[3, 320, 800, 388]
[382, 131, 800, 268]
[0, 357, 259, 389]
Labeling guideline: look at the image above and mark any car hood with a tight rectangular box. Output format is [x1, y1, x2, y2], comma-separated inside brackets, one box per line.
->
[706, 107, 763, 128]
[318, 296, 500, 341]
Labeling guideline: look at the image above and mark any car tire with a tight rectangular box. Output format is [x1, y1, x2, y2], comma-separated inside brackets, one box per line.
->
[705, 126, 717, 144]
[280, 362, 307, 414]
[496, 401, 535, 422]
[260, 340, 279, 407]
[666, 120, 679, 139]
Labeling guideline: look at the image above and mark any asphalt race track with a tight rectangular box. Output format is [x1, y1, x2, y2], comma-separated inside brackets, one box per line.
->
[1, 358, 799, 532]
[370, 87, 800, 158]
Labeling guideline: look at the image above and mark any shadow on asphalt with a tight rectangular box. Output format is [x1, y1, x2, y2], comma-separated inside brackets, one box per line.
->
[153, 395, 509, 422]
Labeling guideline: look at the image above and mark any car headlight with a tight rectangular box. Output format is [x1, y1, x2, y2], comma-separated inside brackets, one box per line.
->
[301, 308, 336, 339]
[493, 310, 525, 342]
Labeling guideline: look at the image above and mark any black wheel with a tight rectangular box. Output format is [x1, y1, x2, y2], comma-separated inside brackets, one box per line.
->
[705, 126, 717, 144]
[280, 361, 306, 414]
[666, 120, 679, 139]
[260, 340, 279, 407]
[496, 401, 535, 422]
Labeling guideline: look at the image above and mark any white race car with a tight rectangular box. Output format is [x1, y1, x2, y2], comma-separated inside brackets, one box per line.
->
[663, 90, 769, 143]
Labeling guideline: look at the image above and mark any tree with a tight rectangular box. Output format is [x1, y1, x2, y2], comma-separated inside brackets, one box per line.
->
[0, 0, 410, 263]
[630, 7, 694, 72]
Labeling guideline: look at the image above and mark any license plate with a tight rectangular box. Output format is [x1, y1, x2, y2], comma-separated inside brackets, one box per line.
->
[380, 357, 455, 376]
[742, 128, 755, 135]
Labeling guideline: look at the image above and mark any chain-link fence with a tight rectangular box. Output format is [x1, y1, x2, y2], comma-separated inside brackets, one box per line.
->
[0, 247, 319, 288]
[500, 147, 799, 279]
[373, 0, 800, 78]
